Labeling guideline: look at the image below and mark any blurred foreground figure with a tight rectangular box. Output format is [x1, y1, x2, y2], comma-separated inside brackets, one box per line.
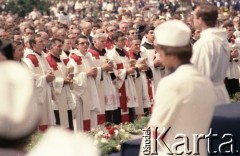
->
[140, 20, 217, 156]
[27, 127, 100, 156]
[0, 61, 39, 155]
[0, 40, 14, 61]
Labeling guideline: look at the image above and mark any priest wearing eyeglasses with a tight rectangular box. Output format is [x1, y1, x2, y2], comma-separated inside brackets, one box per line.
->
[68, 35, 101, 131]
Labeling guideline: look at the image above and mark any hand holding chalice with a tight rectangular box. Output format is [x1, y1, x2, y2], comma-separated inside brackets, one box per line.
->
[231, 44, 239, 62]
[104, 58, 114, 72]
[138, 58, 149, 71]
[65, 65, 74, 84]
[128, 59, 136, 75]
[129, 59, 137, 67]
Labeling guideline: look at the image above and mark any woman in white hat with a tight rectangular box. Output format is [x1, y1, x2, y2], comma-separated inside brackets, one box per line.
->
[140, 20, 217, 156]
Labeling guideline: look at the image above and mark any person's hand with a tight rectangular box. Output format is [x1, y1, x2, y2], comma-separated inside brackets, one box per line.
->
[127, 66, 135, 75]
[87, 67, 97, 77]
[46, 71, 55, 83]
[102, 62, 113, 71]
[64, 77, 73, 84]
[67, 73, 74, 80]
[138, 63, 149, 71]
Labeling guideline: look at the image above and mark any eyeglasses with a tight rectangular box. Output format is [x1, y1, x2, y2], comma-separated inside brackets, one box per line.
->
[79, 42, 89, 45]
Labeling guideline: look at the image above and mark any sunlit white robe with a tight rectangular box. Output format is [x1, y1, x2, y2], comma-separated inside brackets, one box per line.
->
[192, 28, 230, 105]
[68, 49, 101, 131]
[22, 50, 55, 126]
[45, 53, 75, 128]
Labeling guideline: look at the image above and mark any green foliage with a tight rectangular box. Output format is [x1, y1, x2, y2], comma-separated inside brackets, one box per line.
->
[25, 131, 43, 152]
[100, 139, 119, 156]
[231, 92, 240, 103]
[133, 115, 150, 130]
[4, 0, 50, 17]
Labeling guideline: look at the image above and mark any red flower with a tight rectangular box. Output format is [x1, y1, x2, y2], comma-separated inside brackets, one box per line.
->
[105, 125, 111, 130]
[109, 128, 115, 136]
[105, 125, 117, 136]
[104, 134, 110, 139]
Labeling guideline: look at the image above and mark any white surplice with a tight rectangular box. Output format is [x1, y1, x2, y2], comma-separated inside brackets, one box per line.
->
[192, 28, 230, 105]
[141, 43, 162, 95]
[68, 49, 101, 131]
[22, 50, 55, 126]
[45, 53, 75, 129]
[227, 38, 240, 79]
[88, 49, 118, 113]
[107, 48, 138, 110]
[128, 50, 152, 115]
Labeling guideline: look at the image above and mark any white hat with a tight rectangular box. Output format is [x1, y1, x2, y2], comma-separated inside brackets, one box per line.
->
[154, 20, 191, 47]
[0, 61, 39, 139]
[27, 128, 100, 156]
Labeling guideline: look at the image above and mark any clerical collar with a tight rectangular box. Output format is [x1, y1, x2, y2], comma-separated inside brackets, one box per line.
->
[63, 50, 70, 56]
[90, 46, 106, 56]
[142, 41, 154, 50]
[50, 53, 61, 62]
[134, 51, 140, 55]
[129, 49, 140, 55]
[115, 47, 126, 57]
[115, 47, 123, 51]
[133, 51, 141, 59]
[145, 40, 154, 46]
[33, 50, 42, 56]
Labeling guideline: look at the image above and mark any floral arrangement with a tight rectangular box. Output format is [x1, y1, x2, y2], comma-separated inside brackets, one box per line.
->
[25, 116, 150, 155]
[89, 116, 150, 155]
[89, 124, 131, 155]
[231, 92, 240, 102]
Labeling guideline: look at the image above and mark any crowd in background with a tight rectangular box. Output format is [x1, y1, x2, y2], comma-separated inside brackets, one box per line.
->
[0, 0, 240, 156]
[0, 0, 239, 129]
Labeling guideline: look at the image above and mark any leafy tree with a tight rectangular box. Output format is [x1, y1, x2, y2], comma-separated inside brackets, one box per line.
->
[4, 0, 50, 17]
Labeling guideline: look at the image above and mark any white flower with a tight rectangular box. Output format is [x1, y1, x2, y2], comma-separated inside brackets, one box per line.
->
[97, 131, 104, 136]
[93, 140, 98, 145]
[94, 135, 99, 139]
[101, 138, 108, 143]
[116, 145, 121, 150]
[114, 130, 119, 136]
[120, 129, 125, 133]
